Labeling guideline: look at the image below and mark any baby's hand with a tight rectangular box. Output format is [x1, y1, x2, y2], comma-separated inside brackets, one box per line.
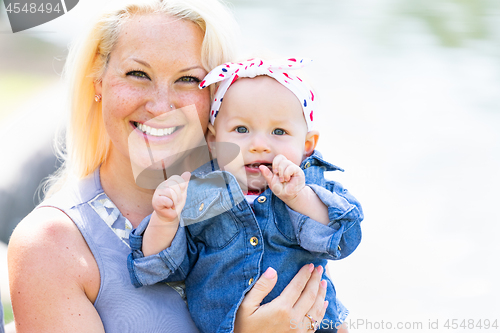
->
[151, 171, 191, 224]
[259, 155, 305, 203]
[143, 172, 191, 256]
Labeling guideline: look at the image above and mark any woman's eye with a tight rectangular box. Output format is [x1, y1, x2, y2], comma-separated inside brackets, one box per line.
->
[178, 76, 201, 83]
[272, 128, 286, 135]
[235, 126, 248, 133]
[126, 71, 150, 80]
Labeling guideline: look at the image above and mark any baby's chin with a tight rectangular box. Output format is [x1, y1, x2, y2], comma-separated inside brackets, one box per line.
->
[244, 178, 268, 194]
[224, 167, 267, 193]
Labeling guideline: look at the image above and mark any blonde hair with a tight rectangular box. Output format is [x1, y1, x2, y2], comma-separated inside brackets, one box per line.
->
[44, 0, 239, 197]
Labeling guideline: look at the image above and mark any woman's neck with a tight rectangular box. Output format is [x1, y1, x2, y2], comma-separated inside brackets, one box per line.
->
[100, 156, 155, 228]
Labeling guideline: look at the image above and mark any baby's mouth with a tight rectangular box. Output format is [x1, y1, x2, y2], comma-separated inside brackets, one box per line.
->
[245, 162, 272, 170]
[133, 122, 178, 137]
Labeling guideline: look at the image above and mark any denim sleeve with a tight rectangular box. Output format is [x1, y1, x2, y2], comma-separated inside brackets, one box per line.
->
[287, 181, 363, 260]
[127, 214, 193, 287]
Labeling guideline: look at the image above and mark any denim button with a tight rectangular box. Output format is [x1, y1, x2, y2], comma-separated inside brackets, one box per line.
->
[199, 203, 204, 211]
[250, 237, 258, 246]
[248, 278, 254, 285]
[257, 196, 266, 203]
[304, 162, 311, 169]
[338, 245, 341, 251]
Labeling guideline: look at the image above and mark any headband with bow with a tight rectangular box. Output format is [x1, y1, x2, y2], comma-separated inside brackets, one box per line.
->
[199, 58, 316, 130]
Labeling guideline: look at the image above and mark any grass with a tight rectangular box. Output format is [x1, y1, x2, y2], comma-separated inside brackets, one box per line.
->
[2, 301, 13, 325]
[0, 74, 54, 122]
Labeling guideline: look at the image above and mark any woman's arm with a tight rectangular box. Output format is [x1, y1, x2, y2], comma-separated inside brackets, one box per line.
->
[234, 264, 327, 333]
[8, 208, 105, 333]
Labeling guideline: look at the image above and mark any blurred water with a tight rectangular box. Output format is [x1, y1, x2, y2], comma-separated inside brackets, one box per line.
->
[230, 0, 500, 330]
[1, 0, 500, 330]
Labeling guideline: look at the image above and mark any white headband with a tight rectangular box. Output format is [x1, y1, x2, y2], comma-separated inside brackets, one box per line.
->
[199, 58, 316, 130]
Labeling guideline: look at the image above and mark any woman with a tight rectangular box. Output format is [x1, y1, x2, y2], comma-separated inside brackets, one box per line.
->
[7, 0, 327, 332]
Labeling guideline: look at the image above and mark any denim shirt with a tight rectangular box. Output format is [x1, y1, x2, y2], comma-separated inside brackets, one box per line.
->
[128, 151, 363, 333]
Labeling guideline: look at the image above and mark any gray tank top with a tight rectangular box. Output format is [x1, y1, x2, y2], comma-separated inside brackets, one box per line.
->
[40, 168, 199, 333]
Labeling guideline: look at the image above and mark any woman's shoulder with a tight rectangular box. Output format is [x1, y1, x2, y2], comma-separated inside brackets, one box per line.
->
[9, 205, 94, 265]
[10, 206, 82, 249]
[8, 207, 103, 330]
[8, 206, 99, 297]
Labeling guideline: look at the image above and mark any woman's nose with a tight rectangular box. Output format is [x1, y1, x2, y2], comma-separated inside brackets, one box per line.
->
[145, 86, 175, 115]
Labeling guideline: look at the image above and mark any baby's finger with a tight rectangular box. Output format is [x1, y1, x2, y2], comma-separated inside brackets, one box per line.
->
[172, 181, 189, 208]
[155, 192, 175, 210]
[154, 179, 170, 192]
[165, 174, 186, 188]
[282, 164, 298, 183]
[165, 177, 186, 200]
[259, 164, 274, 185]
[154, 185, 172, 198]
[180, 171, 191, 191]
[171, 173, 190, 210]
[275, 155, 290, 183]
[272, 155, 286, 175]
[162, 187, 180, 206]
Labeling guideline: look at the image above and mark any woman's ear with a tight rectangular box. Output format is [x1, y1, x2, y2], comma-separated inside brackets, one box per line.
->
[94, 78, 102, 96]
[206, 123, 216, 155]
[304, 130, 319, 157]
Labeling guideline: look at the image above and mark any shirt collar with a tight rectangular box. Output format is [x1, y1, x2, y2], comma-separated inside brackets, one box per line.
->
[300, 150, 344, 172]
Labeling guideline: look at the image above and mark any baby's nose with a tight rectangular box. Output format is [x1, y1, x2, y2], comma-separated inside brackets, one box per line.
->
[249, 134, 271, 153]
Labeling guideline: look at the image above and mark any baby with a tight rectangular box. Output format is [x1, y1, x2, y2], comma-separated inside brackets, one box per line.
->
[128, 58, 363, 333]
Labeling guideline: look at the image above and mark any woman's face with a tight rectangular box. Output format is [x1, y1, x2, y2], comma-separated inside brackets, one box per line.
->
[95, 14, 210, 178]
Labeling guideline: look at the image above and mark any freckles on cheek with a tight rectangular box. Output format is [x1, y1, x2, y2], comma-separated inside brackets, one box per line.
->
[183, 91, 210, 121]
[101, 107, 119, 136]
[106, 85, 143, 119]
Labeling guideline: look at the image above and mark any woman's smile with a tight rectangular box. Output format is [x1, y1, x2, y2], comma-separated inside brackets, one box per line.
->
[134, 122, 179, 137]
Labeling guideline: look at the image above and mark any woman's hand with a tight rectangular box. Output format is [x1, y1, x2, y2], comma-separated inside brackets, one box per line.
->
[234, 264, 327, 333]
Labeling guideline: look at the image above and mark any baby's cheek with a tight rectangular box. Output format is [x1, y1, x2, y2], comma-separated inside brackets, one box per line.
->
[246, 172, 267, 191]
[220, 154, 242, 175]
[282, 147, 305, 167]
[215, 140, 243, 167]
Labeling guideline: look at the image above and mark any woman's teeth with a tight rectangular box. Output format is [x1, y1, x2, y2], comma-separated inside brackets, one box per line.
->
[135, 122, 177, 137]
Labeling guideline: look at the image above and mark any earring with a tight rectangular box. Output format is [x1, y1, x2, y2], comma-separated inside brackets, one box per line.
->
[170, 104, 174, 109]
[94, 94, 102, 103]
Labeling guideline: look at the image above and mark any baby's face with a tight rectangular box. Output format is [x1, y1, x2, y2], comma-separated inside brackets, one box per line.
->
[211, 76, 312, 192]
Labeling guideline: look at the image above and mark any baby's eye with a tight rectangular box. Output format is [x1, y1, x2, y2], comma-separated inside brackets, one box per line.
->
[235, 126, 248, 133]
[272, 128, 286, 135]
[126, 70, 150, 80]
